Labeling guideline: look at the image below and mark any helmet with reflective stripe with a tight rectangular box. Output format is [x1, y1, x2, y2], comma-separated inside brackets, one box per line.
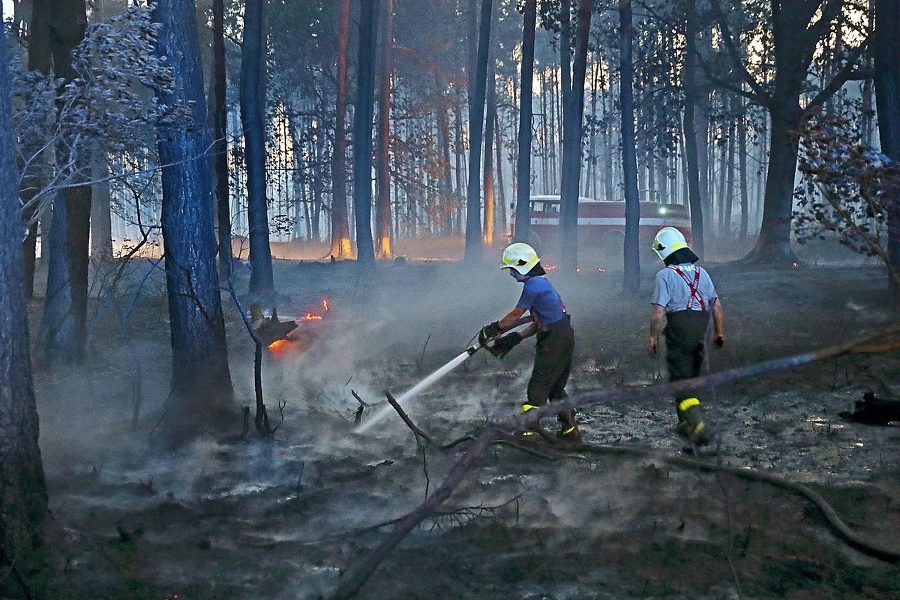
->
[501, 242, 540, 274]
[651, 227, 688, 261]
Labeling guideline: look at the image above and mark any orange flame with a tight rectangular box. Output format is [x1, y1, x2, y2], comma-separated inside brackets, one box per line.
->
[303, 313, 323, 321]
[322, 299, 329, 311]
[268, 339, 292, 352]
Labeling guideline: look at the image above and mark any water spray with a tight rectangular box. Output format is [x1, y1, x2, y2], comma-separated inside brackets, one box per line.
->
[355, 316, 533, 433]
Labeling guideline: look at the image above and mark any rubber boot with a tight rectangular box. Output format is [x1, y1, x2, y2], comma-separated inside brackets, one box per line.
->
[520, 403, 540, 437]
[556, 410, 581, 442]
[676, 397, 712, 446]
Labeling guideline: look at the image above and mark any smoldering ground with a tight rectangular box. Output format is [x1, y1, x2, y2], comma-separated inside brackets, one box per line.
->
[27, 238, 900, 599]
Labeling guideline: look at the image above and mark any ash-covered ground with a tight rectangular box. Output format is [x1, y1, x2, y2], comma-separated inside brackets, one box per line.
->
[31, 238, 900, 599]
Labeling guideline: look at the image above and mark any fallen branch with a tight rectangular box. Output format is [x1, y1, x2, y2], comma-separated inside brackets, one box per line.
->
[554, 442, 900, 563]
[330, 323, 900, 599]
[329, 427, 503, 600]
[385, 391, 433, 445]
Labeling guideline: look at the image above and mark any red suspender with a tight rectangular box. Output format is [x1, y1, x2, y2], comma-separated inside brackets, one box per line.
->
[669, 266, 706, 310]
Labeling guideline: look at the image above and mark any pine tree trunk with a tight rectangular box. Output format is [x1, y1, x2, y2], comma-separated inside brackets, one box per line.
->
[682, 0, 704, 256]
[240, 0, 274, 295]
[152, 0, 235, 441]
[618, 0, 640, 291]
[0, 21, 50, 590]
[212, 0, 231, 278]
[873, 0, 900, 301]
[559, 0, 592, 274]
[464, 0, 492, 261]
[353, 0, 380, 265]
[483, 43, 497, 246]
[31, 0, 91, 363]
[375, 0, 393, 259]
[330, 0, 352, 258]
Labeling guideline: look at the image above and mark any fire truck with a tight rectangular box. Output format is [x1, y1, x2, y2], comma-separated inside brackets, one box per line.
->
[511, 195, 692, 267]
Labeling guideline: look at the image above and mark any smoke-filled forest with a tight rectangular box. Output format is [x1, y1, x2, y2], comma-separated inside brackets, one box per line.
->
[1, 1, 899, 599]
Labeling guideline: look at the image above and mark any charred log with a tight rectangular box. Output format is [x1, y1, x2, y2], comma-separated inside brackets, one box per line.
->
[840, 392, 900, 426]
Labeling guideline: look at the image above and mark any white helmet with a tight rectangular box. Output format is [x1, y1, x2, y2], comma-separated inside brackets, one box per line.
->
[651, 227, 688, 260]
[500, 242, 540, 274]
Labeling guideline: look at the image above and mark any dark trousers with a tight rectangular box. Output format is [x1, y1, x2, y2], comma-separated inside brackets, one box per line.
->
[527, 314, 575, 407]
[664, 309, 710, 409]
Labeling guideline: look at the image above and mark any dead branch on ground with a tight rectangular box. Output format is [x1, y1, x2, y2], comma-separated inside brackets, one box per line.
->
[328, 323, 900, 599]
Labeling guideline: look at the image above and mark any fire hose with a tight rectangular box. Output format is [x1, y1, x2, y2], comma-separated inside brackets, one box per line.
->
[355, 316, 534, 433]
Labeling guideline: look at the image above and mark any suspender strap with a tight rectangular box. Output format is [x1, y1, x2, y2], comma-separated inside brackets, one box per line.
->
[669, 266, 706, 310]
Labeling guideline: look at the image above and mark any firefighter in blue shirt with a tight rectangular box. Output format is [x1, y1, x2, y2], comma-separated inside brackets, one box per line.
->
[478, 243, 579, 440]
[648, 227, 725, 447]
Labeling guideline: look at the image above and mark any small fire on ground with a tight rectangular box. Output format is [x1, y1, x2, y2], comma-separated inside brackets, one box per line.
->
[300, 298, 329, 322]
[256, 298, 330, 355]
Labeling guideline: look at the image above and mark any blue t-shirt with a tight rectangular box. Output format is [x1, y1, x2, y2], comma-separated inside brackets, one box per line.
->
[517, 276, 565, 327]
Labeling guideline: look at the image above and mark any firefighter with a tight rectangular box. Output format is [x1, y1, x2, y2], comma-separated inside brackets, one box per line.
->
[478, 243, 579, 440]
[648, 227, 724, 447]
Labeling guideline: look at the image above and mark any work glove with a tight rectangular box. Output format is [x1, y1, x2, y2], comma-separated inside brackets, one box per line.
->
[488, 332, 522, 358]
[478, 321, 503, 346]
[714, 335, 724, 348]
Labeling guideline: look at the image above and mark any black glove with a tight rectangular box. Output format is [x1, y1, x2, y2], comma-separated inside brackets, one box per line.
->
[714, 335, 724, 348]
[478, 321, 503, 345]
[488, 332, 522, 358]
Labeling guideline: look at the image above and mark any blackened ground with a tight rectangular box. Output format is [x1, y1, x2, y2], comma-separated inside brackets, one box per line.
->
[30, 236, 900, 599]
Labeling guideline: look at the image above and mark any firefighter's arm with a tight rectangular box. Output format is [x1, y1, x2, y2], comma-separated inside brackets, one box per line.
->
[498, 307, 538, 339]
[648, 304, 666, 357]
[712, 298, 724, 348]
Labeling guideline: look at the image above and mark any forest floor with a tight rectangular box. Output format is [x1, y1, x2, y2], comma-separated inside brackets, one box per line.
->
[28, 236, 900, 600]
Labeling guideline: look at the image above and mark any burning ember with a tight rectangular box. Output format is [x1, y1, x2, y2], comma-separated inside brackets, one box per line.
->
[792, 262, 799, 268]
[267, 338, 293, 353]
[597, 267, 606, 273]
[299, 298, 330, 322]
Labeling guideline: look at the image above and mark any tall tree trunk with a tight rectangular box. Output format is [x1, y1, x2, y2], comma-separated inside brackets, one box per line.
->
[465, 0, 493, 261]
[514, 0, 536, 243]
[20, 0, 55, 301]
[353, 0, 380, 265]
[152, 0, 235, 441]
[738, 98, 749, 238]
[330, 0, 352, 258]
[494, 110, 507, 236]
[32, 0, 90, 363]
[0, 18, 49, 594]
[601, 87, 615, 202]
[453, 107, 465, 232]
[375, 0, 393, 259]
[682, 0, 704, 256]
[724, 117, 736, 236]
[873, 0, 900, 302]
[436, 73, 454, 236]
[312, 125, 324, 242]
[212, 0, 231, 279]
[745, 103, 802, 263]
[618, 0, 640, 291]
[559, 0, 592, 274]
[483, 34, 497, 246]
[736, 0, 854, 264]
[716, 120, 728, 235]
[90, 156, 113, 261]
[240, 0, 274, 296]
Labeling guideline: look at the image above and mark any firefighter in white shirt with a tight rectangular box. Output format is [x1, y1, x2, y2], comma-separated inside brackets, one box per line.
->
[648, 227, 724, 447]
